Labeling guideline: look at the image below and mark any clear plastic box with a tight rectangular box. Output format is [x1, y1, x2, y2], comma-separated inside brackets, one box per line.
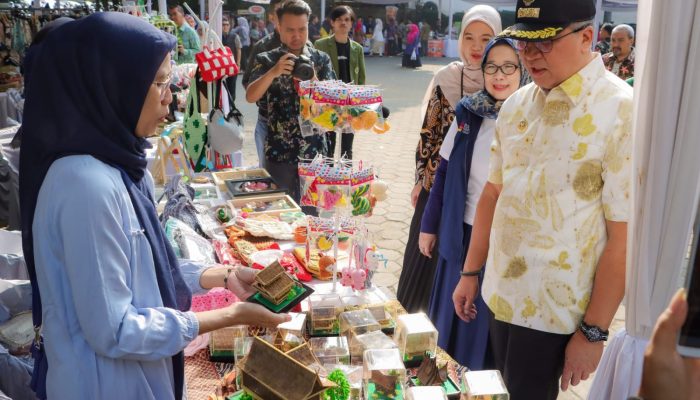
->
[460, 370, 509, 400]
[406, 386, 448, 400]
[339, 309, 381, 336]
[309, 294, 344, 335]
[395, 313, 438, 364]
[351, 330, 397, 360]
[277, 312, 307, 338]
[363, 348, 406, 399]
[209, 325, 248, 358]
[341, 295, 392, 329]
[233, 336, 253, 364]
[309, 336, 351, 365]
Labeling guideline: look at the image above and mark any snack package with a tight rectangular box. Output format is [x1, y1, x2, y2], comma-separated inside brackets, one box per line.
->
[297, 80, 389, 135]
[350, 166, 374, 217]
[298, 157, 322, 207]
[316, 163, 352, 213]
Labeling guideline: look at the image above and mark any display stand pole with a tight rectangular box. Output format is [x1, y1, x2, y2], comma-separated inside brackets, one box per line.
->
[332, 215, 339, 292]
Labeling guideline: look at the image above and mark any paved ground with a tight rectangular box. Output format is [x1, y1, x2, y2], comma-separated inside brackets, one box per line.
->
[234, 55, 625, 400]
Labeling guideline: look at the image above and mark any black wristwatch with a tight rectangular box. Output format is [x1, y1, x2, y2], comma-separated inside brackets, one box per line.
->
[579, 320, 609, 342]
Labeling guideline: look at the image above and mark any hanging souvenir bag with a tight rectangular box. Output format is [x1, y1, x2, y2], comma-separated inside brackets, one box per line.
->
[183, 75, 208, 172]
[195, 45, 239, 82]
[208, 78, 244, 154]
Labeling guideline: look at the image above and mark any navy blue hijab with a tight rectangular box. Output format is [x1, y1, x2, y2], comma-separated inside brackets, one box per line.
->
[20, 12, 191, 399]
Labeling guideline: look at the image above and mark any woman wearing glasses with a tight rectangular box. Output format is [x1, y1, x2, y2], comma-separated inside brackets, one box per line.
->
[20, 13, 288, 399]
[418, 37, 528, 369]
[398, 5, 501, 315]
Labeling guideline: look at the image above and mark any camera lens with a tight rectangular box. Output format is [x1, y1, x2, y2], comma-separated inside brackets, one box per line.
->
[293, 62, 315, 81]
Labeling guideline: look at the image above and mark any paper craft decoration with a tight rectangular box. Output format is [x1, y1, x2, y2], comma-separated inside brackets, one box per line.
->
[238, 336, 335, 400]
[253, 262, 295, 304]
[415, 356, 448, 387]
[248, 261, 314, 313]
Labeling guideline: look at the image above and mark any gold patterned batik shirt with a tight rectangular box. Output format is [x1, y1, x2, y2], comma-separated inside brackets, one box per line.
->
[482, 56, 634, 334]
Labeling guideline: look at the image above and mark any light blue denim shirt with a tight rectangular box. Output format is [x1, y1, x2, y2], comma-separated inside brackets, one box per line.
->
[32, 155, 208, 399]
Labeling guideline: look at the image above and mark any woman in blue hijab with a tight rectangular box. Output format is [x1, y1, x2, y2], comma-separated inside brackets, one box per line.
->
[20, 13, 288, 399]
[418, 37, 528, 369]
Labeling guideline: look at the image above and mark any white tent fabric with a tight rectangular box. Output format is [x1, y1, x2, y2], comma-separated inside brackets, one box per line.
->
[588, 0, 700, 398]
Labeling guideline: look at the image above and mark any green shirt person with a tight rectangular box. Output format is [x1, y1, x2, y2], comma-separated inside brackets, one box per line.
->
[169, 5, 201, 64]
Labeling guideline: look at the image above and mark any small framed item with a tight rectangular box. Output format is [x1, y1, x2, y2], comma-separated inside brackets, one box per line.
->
[247, 261, 314, 313]
[229, 193, 301, 218]
[225, 177, 286, 198]
[212, 168, 271, 189]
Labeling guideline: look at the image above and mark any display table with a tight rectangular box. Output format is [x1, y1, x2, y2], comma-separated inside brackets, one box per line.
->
[184, 300, 467, 399]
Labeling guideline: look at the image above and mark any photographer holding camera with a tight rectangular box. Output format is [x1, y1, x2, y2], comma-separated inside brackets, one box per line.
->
[246, 0, 335, 203]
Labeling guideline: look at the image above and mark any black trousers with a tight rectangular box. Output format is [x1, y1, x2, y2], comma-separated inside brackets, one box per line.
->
[263, 159, 317, 216]
[489, 311, 572, 400]
[326, 131, 355, 159]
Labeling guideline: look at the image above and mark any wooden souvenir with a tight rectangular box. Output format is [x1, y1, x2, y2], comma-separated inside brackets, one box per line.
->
[238, 336, 335, 400]
[151, 131, 192, 185]
[253, 262, 295, 305]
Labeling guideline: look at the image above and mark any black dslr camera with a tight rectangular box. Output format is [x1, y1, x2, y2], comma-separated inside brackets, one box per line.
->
[270, 45, 315, 81]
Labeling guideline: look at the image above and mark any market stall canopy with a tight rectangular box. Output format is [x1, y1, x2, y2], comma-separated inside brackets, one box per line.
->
[590, 0, 700, 397]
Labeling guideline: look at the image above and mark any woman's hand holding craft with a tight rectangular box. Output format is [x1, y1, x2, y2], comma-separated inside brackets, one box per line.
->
[226, 302, 291, 328]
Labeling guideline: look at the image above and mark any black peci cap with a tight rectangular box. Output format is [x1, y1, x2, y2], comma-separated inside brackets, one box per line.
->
[499, 0, 596, 42]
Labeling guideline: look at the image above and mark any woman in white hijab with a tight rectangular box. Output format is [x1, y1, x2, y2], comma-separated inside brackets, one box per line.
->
[370, 18, 385, 56]
[397, 5, 502, 314]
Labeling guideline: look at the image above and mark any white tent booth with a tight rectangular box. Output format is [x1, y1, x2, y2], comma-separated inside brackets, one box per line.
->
[588, 0, 699, 398]
[437, 0, 638, 58]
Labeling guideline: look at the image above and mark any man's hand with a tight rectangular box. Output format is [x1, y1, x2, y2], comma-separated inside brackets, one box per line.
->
[418, 232, 437, 258]
[177, 44, 184, 55]
[452, 276, 479, 322]
[271, 53, 295, 78]
[411, 183, 422, 208]
[560, 330, 604, 391]
[639, 289, 700, 399]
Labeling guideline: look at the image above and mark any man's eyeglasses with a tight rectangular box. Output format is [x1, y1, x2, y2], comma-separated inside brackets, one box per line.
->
[483, 62, 519, 75]
[514, 24, 591, 54]
[153, 74, 172, 101]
